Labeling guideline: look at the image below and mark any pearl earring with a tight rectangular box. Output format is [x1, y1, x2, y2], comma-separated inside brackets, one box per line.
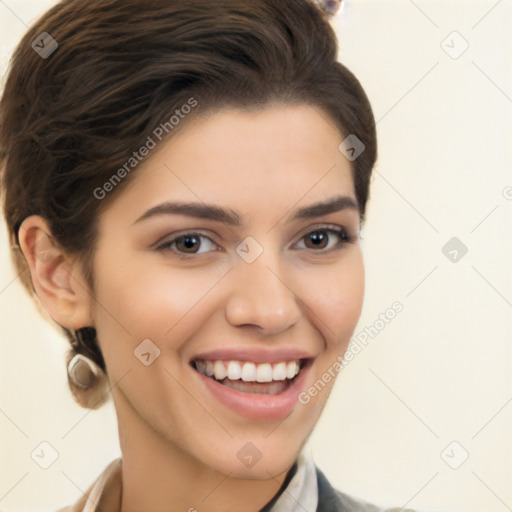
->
[67, 353, 103, 389]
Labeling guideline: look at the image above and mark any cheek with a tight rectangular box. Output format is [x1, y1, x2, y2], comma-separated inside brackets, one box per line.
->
[93, 251, 222, 328]
[294, 254, 364, 414]
[299, 251, 365, 347]
[90, 252, 230, 367]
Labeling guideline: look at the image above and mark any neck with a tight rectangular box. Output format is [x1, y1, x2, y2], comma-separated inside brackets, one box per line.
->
[115, 394, 290, 512]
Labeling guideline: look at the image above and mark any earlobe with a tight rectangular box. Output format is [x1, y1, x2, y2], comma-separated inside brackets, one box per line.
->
[18, 216, 93, 330]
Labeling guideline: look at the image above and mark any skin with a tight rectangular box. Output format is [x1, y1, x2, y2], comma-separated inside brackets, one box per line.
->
[20, 104, 365, 512]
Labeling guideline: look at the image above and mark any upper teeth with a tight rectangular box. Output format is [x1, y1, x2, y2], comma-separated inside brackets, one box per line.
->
[194, 360, 301, 383]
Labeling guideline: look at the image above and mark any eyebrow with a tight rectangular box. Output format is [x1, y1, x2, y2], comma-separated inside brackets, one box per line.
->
[133, 195, 359, 226]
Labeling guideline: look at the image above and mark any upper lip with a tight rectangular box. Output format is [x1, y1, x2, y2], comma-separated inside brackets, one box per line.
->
[190, 347, 315, 364]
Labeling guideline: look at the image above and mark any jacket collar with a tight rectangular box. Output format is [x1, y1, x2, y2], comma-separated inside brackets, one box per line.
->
[67, 449, 318, 512]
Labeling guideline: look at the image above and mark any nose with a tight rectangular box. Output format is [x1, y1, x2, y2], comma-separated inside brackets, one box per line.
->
[225, 255, 302, 336]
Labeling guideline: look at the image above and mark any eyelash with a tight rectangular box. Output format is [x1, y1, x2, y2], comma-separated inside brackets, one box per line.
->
[154, 224, 354, 259]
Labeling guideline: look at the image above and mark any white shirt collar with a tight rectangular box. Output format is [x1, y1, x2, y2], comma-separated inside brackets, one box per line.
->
[270, 447, 319, 512]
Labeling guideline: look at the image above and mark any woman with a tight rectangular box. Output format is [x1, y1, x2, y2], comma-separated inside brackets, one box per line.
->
[0, 0, 413, 510]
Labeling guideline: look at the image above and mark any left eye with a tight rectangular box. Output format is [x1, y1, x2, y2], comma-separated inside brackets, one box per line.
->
[157, 233, 216, 254]
[294, 228, 348, 251]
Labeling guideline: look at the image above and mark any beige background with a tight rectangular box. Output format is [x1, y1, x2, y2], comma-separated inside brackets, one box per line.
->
[1, 1, 511, 511]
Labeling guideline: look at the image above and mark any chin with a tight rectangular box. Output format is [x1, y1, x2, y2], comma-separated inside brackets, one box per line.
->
[219, 453, 298, 481]
[201, 430, 308, 480]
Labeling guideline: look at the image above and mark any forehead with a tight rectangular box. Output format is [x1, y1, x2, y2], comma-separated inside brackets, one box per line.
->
[104, 104, 355, 223]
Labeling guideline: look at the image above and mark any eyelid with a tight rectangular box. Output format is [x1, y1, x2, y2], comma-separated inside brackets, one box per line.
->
[297, 222, 348, 235]
[152, 229, 218, 249]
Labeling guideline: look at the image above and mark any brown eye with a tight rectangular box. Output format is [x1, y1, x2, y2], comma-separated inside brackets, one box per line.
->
[156, 232, 217, 256]
[175, 234, 201, 253]
[304, 230, 329, 249]
[294, 227, 350, 252]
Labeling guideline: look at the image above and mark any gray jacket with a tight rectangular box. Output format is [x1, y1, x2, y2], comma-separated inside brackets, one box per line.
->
[315, 466, 415, 512]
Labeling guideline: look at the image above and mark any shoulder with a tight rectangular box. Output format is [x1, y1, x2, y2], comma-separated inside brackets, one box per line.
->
[55, 501, 82, 512]
[54, 458, 122, 512]
[315, 466, 416, 512]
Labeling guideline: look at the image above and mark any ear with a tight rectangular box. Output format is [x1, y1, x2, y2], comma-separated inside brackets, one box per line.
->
[18, 216, 94, 330]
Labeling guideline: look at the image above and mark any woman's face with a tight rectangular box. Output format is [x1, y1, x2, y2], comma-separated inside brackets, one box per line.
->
[90, 104, 365, 478]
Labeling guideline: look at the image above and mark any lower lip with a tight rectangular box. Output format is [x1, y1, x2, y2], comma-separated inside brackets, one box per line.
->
[194, 362, 311, 421]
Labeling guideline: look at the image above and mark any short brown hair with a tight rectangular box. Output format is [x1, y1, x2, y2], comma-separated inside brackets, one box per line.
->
[0, 0, 377, 407]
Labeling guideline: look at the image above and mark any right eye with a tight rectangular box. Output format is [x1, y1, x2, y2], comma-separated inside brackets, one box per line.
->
[156, 232, 219, 257]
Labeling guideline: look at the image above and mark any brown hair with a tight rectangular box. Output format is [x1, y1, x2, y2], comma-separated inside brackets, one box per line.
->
[0, 0, 377, 408]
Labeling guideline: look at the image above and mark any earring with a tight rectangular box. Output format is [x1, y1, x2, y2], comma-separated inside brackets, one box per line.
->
[67, 353, 103, 389]
[311, 0, 343, 18]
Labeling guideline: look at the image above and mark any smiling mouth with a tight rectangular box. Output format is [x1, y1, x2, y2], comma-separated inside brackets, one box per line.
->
[192, 359, 309, 395]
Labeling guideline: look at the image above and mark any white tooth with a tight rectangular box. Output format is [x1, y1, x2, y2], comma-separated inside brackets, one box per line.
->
[286, 361, 299, 379]
[256, 363, 273, 383]
[241, 362, 257, 382]
[272, 362, 287, 381]
[213, 360, 227, 380]
[205, 360, 214, 377]
[227, 360, 242, 380]
[195, 360, 206, 375]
